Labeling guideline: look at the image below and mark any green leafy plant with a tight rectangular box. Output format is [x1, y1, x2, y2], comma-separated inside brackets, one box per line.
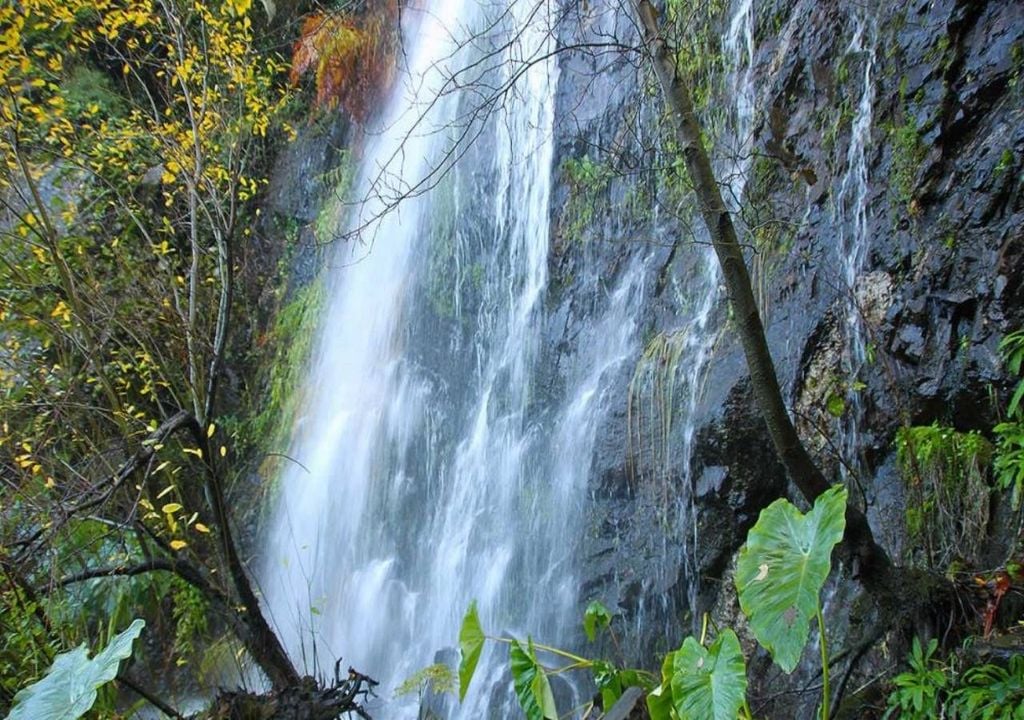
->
[951, 654, 1024, 718]
[458, 486, 850, 719]
[735, 486, 847, 675]
[884, 639, 1024, 719]
[510, 639, 558, 720]
[664, 631, 748, 720]
[171, 577, 209, 664]
[896, 423, 993, 568]
[4, 618, 144, 720]
[648, 486, 847, 719]
[884, 638, 948, 719]
[583, 599, 613, 642]
[559, 155, 614, 244]
[395, 663, 457, 698]
[995, 330, 1024, 509]
[458, 600, 655, 719]
[457, 601, 484, 702]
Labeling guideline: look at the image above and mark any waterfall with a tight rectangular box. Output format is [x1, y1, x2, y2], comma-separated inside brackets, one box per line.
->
[834, 13, 877, 478]
[261, 0, 773, 713]
[260, 0, 645, 715]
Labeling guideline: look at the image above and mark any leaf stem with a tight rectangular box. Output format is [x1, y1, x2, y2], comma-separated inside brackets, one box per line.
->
[817, 599, 830, 720]
[742, 699, 754, 719]
[547, 660, 592, 676]
[489, 636, 590, 665]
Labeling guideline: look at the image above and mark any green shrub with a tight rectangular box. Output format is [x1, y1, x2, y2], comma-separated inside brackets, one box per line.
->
[886, 639, 1024, 719]
[896, 423, 992, 569]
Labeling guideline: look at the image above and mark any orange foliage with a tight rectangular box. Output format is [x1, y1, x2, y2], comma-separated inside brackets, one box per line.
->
[289, 0, 399, 122]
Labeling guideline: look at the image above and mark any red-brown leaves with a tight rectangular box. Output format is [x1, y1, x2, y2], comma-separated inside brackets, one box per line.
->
[289, 0, 399, 122]
[972, 565, 1023, 638]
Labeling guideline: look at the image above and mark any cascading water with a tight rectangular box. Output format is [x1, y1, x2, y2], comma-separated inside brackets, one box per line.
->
[833, 13, 877, 478]
[724, 0, 756, 203]
[629, 0, 760, 632]
[262, 0, 774, 714]
[261, 0, 647, 715]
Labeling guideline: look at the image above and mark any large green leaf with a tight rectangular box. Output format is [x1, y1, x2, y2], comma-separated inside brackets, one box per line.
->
[458, 601, 484, 701]
[735, 486, 847, 672]
[6, 618, 145, 720]
[646, 650, 677, 720]
[670, 631, 747, 720]
[509, 638, 557, 720]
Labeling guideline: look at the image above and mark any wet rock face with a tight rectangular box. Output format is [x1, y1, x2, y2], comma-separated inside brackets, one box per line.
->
[550, 0, 1024, 708]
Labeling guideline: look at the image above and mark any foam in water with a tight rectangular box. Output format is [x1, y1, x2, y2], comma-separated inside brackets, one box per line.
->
[261, 0, 774, 715]
[260, 1, 650, 716]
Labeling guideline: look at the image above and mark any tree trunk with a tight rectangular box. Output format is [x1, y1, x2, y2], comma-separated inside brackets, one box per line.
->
[181, 417, 303, 690]
[633, 0, 893, 589]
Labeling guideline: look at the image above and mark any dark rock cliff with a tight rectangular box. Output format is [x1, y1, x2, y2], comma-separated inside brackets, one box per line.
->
[546, 0, 1023, 713]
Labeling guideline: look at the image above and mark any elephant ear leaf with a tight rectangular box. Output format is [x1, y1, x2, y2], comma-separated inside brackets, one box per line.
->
[7, 618, 145, 720]
[735, 486, 847, 672]
[670, 630, 747, 720]
[509, 638, 557, 720]
[458, 601, 484, 701]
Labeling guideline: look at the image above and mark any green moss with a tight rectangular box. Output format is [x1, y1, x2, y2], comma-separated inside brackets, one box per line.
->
[821, 97, 853, 158]
[995, 148, 1015, 176]
[248, 273, 326, 457]
[1010, 42, 1024, 93]
[467, 262, 485, 290]
[559, 155, 613, 245]
[425, 174, 458, 319]
[313, 151, 356, 244]
[887, 115, 925, 210]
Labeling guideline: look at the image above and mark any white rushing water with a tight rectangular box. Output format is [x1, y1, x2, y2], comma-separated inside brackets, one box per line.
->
[261, 0, 774, 714]
[260, 0, 648, 715]
[833, 13, 877, 478]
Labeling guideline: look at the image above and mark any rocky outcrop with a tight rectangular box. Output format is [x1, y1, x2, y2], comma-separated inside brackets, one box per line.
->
[550, 0, 1023, 713]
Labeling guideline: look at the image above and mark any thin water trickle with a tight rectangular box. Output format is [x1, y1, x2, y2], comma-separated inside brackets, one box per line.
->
[616, 1, 764, 658]
[672, 0, 760, 622]
[834, 13, 877, 479]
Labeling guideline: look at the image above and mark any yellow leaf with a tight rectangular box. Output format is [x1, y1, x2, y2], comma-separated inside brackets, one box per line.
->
[162, 502, 183, 514]
[207, 423, 215, 438]
[194, 523, 210, 534]
[183, 447, 203, 459]
[170, 539, 188, 551]
[220, 445, 227, 457]
[156, 485, 175, 498]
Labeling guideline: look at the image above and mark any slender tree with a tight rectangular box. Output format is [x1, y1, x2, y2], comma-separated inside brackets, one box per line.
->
[631, 0, 894, 589]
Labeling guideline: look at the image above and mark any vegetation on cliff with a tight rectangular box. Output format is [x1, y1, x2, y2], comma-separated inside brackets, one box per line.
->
[1, 0, 1022, 718]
